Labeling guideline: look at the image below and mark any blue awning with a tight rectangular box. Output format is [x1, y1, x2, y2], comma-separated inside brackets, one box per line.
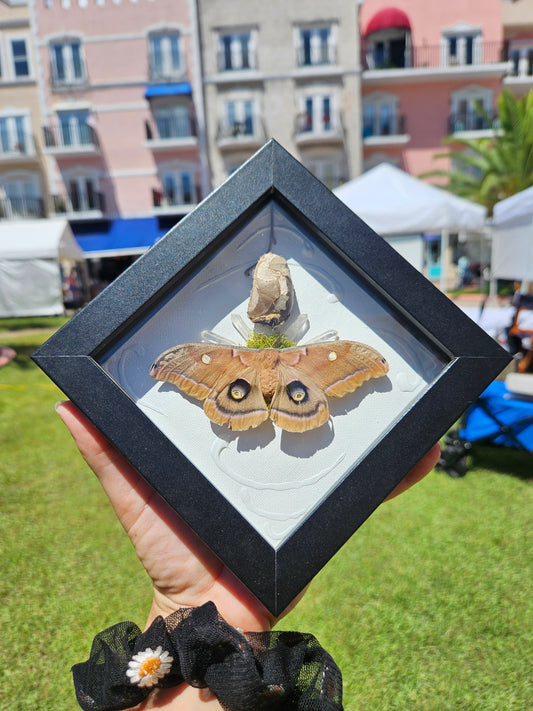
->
[72, 217, 170, 257]
[145, 82, 192, 98]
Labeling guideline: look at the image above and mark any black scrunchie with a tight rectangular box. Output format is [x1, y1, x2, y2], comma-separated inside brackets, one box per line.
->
[72, 601, 343, 711]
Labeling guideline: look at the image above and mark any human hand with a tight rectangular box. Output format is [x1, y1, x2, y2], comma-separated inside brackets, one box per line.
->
[56, 401, 440, 710]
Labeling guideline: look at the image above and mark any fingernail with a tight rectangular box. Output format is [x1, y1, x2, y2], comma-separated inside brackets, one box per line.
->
[54, 401, 67, 413]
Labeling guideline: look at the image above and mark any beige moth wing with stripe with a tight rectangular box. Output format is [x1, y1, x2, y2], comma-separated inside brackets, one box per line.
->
[149, 340, 389, 432]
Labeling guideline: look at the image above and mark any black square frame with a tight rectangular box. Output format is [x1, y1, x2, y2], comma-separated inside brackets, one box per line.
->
[33, 140, 510, 616]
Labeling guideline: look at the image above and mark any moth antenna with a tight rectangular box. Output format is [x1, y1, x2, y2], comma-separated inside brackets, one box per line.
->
[304, 330, 340, 344]
[231, 313, 253, 340]
[200, 330, 236, 345]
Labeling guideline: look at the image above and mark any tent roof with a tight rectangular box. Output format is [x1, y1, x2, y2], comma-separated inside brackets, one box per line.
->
[492, 185, 533, 227]
[333, 163, 487, 234]
[0, 219, 83, 260]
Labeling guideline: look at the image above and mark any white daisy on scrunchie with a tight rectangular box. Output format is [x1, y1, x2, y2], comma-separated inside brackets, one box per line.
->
[126, 646, 173, 688]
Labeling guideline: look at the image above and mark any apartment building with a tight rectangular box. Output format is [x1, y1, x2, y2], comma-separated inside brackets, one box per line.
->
[502, 0, 533, 96]
[196, 0, 363, 189]
[360, 0, 509, 177]
[30, 0, 205, 265]
[0, 0, 48, 220]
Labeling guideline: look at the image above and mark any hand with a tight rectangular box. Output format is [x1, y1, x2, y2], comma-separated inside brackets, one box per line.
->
[56, 401, 440, 710]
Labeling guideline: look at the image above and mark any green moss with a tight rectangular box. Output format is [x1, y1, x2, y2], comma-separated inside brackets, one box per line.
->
[245, 331, 296, 349]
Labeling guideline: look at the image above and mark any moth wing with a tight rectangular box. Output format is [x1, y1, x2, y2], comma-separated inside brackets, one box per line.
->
[269, 365, 330, 433]
[288, 340, 389, 398]
[204, 363, 269, 431]
[149, 343, 241, 400]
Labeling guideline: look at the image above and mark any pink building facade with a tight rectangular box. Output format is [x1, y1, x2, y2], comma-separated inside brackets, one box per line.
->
[359, 0, 509, 178]
[31, 0, 206, 263]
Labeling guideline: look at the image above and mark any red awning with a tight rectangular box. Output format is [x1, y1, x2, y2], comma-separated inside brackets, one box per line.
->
[365, 7, 411, 36]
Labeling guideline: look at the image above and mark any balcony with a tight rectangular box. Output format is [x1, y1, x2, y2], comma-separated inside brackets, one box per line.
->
[504, 47, 533, 87]
[50, 66, 88, 92]
[217, 47, 257, 73]
[52, 190, 105, 219]
[448, 109, 499, 135]
[0, 196, 45, 219]
[362, 41, 508, 81]
[144, 116, 197, 149]
[0, 133, 35, 161]
[152, 185, 200, 215]
[363, 114, 409, 146]
[148, 62, 187, 84]
[216, 118, 266, 151]
[296, 44, 337, 68]
[294, 113, 344, 145]
[43, 122, 99, 156]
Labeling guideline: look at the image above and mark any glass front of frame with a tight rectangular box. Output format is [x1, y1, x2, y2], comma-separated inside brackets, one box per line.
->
[100, 200, 447, 549]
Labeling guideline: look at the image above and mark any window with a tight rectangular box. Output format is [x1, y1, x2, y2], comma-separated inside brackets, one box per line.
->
[219, 31, 254, 71]
[149, 33, 182, 80]
[67, 176, 100, 212]
[58, 111, 93, 147]
[508, 41, 533, 78]
[364, 31, 411, 70]
[50, 40, 85, 85]
[362, 94, 400, 137]
[0, 114, 31, 155]
[154, 105, 191, 139]
[10, 38, 30, 78]
[1, 175, 41, 219]
[442, 26, 481, 66]
[450, 86, 493, 132]
[297, 26, 334, 66]
[225, 100, 254, 136]
[299, 95, 334, 134]
[161, 170, 195, 205]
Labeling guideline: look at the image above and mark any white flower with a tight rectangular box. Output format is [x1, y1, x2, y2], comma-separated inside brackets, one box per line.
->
[126, 646, 174, 688]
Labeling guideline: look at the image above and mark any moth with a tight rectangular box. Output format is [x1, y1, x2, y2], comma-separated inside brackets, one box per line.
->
[150, 340, 389, 433]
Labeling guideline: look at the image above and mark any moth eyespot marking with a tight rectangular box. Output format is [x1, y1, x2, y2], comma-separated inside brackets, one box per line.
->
[287, 380, 308, 404]
[229, 379, 250, 401]
[327, 351, 338, 361]
[201, 353, 212, 364]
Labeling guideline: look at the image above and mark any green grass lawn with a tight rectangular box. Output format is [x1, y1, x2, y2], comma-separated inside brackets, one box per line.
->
[1, 327, 531, 710]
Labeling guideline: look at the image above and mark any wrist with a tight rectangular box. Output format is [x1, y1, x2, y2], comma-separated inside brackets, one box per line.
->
[146, 588, 274, 633]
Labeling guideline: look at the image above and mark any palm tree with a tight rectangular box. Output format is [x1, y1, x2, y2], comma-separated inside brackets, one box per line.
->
[425, 89, 533, 214]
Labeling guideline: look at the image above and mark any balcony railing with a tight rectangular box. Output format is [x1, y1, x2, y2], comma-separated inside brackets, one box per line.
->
[363, 114, 407, 139]
[448, 109, 499, 133]
[506, 48, 533, 78]
[217, 47, 257, 73]
[0, 196, 45, 219]
[0, 132, 35, 158]
[43, 122, 99, 150]
[53, 190, 105, 215]
[361, 41, 505, 71]
[145, 115, 197, 142]
[296, 44, 337, 68]
[216, 118, 265, 143]
[50, 64, 88, 90]
[148, 61, 187, 83]
[294, 112, 344, 141]
[152, 185, 201, 209]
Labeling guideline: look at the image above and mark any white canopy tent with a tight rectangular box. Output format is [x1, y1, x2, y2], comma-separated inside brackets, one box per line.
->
[0, 219, 85, 317]
[334, 163, 487, 234]
[334, 164, 488, 289]
[491, 185, 533, 285]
